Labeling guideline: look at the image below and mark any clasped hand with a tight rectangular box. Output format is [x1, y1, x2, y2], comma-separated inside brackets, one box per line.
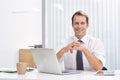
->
[63, 41, 84, 53]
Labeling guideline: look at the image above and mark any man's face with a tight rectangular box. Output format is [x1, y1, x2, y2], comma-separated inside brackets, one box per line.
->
[72, 15, 89, 39]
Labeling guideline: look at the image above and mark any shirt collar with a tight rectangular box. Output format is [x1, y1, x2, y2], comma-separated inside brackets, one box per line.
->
[73, 35, 88, 44]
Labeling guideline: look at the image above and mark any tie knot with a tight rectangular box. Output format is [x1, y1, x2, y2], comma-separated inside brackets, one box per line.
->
[78, 40, 83, 43]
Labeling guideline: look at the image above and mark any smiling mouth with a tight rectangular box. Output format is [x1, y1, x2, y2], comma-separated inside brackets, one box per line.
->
[76, 28, 84, 33]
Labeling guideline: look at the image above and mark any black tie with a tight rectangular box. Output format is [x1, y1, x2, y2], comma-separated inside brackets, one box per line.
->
[76, 40, 83, 70]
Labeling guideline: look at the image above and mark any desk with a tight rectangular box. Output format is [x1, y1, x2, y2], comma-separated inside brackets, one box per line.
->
[0, 69, 120, 80]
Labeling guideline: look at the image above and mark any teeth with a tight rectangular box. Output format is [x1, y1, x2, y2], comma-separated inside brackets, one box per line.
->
[76, 30, 81, 33]
[77, 28, 84, 31]
[76, 28, 84, 33]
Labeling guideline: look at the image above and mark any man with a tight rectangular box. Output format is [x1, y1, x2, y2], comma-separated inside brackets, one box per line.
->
[56, 10, 105, 71]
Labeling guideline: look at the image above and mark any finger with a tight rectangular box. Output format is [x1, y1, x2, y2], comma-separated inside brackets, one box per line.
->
[70, 48, 73, 53]
[70, 50, 73, 53]
[71, 41, 79, 46]
[72, 43, 80, 47]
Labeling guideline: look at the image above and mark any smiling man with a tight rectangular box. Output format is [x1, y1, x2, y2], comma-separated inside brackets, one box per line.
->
[56, 10, 105, 71]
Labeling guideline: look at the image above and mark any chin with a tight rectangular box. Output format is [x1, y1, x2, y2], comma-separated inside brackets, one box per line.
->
[75, 34, 81, 38]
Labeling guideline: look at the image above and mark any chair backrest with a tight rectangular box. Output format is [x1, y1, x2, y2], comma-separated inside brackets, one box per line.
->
[19, 49, 35, 68]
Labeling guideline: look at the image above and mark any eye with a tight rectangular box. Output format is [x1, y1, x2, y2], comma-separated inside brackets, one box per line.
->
[74, 22, 79, 25]
[75, 22, 79, 25]
[81, 22, 85, 25]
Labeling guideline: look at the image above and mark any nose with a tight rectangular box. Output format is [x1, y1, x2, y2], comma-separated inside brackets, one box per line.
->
[78, 23, 82, 28]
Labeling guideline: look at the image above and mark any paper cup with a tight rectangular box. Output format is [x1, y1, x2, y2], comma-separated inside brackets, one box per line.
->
[16, 62, 28, 75]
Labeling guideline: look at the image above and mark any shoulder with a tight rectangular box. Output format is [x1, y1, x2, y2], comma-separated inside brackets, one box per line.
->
[87, 35, 104, 47]
[55, 36, 75, 53]
[87, 35, 102, 43]
[61, 36, 75, 44]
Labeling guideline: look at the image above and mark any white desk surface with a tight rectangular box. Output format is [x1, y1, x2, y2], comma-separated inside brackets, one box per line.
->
[0, 69, 120, 80]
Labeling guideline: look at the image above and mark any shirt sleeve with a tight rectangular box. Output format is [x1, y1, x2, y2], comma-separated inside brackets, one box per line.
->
[55, 39, 68, 71]
[55, 39, 66, 63]
[91, 39, 106, 66]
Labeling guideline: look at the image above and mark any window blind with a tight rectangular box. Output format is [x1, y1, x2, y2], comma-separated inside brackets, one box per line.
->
[43, 0, 120, 70]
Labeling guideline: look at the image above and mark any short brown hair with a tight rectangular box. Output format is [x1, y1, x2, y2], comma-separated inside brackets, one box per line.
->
[72, 10, 89, 24]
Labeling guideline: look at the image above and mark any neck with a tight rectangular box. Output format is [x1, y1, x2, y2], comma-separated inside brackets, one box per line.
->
[75, 34, 86, 40]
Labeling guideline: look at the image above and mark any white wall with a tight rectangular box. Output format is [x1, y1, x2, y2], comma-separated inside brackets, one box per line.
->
[0, 0, 42, 68]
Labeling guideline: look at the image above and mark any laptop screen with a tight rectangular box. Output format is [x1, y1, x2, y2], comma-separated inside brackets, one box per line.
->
[30, 48, 62, 74]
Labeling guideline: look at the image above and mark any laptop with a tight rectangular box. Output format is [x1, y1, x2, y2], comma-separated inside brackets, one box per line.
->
[30, 48, 81, 75]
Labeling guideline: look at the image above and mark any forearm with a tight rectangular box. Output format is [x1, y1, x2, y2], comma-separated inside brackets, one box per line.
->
[56, 48, 66, 61]
[82, 47, 103, 71]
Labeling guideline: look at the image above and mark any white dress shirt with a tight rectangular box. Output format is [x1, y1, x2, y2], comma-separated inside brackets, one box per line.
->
[56, 35, 105, 71]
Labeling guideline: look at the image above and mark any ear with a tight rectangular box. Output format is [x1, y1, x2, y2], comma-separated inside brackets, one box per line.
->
[72, 23, 74, 27]
[87, 23, 89, 28]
